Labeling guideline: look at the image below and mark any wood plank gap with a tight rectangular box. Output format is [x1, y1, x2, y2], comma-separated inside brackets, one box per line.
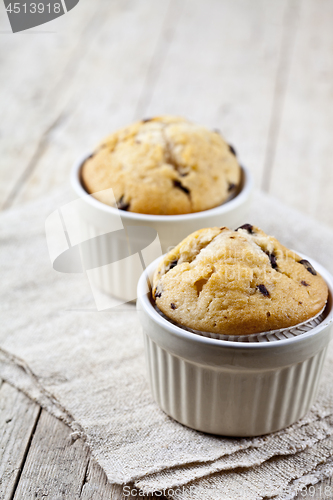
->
[12, 410, 90, 498]
[41, 0, 119, 110]
[8, 406, 42, 500]
[261, 0, 301, 192]
[1, 0, 109, 211]
[1, 113, 67, 211]
[134, 0, 179, 120]
[79, 458, 90, 497]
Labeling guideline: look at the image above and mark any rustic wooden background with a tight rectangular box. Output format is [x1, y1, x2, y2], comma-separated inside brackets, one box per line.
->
[1, 0, 333, 498]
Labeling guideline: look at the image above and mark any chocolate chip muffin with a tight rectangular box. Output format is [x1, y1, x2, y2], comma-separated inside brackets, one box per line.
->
[81, 116, 241, 215]
[152, 224, 328, 336]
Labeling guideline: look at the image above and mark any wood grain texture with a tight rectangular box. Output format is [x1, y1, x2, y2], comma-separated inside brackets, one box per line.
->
[266, 0, 333, 228]
[1, 0, 333, 497]
[261, 0, 301, 192]
[80, 458, 113, 500]
[143, 0, 290, 189]
[0, 381, 166, 500]
[13, 409, 90, 499]
[3, 0, 295, 210]
[3, 0, 171, 209]
[80, 459, 167, 500]
[0, 382, 40, 500]
[0, 0, 103, 209]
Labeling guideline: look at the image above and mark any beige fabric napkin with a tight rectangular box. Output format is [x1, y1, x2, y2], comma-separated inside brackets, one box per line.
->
[169, 440, 333, 500]
[1, 187, 333, 499]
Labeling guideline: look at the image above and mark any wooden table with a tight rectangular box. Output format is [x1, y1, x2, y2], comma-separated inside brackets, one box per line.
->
[1, 0, 333, 498]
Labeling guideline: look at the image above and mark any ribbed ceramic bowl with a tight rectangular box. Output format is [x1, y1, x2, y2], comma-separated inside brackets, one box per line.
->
[71, 153, 253, 302]
[137, 255, 333, 437]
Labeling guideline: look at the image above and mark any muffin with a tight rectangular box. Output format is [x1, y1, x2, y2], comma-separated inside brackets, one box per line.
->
[152, 224, 328, 336]
[81, 116, 241, 215]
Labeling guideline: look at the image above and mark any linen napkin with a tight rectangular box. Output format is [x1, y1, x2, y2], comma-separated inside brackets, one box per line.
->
[1, 187, 333, 499]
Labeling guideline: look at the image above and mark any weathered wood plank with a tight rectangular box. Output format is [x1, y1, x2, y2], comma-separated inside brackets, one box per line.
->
[13, 409, 90, 500]
[266, 0, 333, 228]
[7, 0, 293, 209]
[261, 0, 301, 192]
[0, 382, 40, 500]
[80, 458, 166, 500]
[80, 458, 114, 500]
[4, 0, 172, 210]
[0, 379, 165, 500]
[143, 0, 291, 189]
[0, 0, 103, 209]
[2, 0, 333, 497]
[1, 369, 332, 498]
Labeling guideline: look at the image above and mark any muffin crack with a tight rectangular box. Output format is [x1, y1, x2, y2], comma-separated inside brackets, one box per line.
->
[236, 229, 324, 301]
[194, 278, 209, 296]
[164, 139, 182, 173]
[173, 180, 190, 195]
[191, 232, 225, 263]
[153, 225, 328, 336]
[162, 126, 192, 179]
[162, 127, 184, 174]
[252, 238, 307, 286]
[82, 116, 241, 215]
[194, 270, 215, 296]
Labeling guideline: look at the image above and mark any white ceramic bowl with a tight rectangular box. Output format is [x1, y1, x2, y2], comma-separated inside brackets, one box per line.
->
[70, 153, 253, 302]
[137, 255, 333, 437]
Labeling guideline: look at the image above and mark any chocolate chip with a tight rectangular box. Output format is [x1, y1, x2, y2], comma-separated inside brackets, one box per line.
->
[228, 144, 237, 156]
[170, 303, 177, 310]
[257, 284, 270, 297]
[117, 196, 130, 211]
[236, 224, 254, 234]
[169, 260, 178, 270]
[173, 180, 190, 195]
[301, 280, 310, 287]
[299, 259, 317, 276]
[228, 183, 236, 192]
[155, 290, 162, 298]
[266, 311, 271, 317]
[142, 118, 152, 123]
[266, 251, 278, 269]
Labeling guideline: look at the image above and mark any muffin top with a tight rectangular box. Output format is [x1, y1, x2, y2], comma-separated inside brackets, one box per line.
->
[81, 116, 241, 215]
[152, 224, 328, 336]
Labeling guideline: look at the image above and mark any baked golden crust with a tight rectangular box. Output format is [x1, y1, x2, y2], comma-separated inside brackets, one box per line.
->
[81, 116, 241, 215]
[152, 225, 328, 335]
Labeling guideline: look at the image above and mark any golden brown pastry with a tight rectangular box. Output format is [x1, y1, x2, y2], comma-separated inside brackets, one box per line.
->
[152, 224, 328, 335]
[81, 116, 241, 215]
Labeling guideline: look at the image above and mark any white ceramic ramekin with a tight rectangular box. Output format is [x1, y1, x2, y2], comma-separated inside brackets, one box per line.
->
[70, 153, 253, 302]
[137, 255, 333, 437]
